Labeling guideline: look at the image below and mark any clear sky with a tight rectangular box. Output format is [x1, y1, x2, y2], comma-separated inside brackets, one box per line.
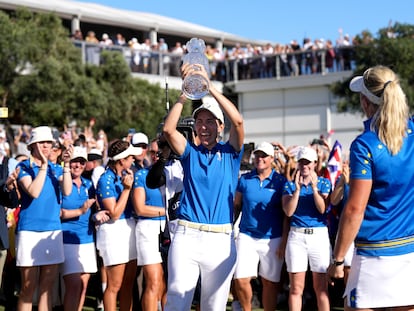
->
[76, 0, 413, 44]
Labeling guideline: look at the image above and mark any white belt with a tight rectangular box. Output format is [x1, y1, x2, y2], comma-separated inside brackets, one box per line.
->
[178, 220, 232, 233]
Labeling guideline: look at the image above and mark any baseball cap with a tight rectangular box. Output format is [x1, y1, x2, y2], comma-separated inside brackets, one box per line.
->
[71, 146, 88, 162]
[349, 72, 382, 105]
[131, 132, 149, 146]
[192, 96, 224, 124]
[297, 146, 318, 162]
[253, 142, 274, 157]
[88, 148, 103, 161]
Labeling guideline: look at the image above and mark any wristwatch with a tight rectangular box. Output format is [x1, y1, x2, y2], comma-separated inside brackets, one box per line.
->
[333, 258, 345, 266]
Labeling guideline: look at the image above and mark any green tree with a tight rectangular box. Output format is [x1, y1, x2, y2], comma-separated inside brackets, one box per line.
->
[1, 9, 189, 140]
[332, 22, 414, 113]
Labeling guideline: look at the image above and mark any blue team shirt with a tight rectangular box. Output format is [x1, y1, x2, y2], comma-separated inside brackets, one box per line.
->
[283, 176, 331, 228]
[96, 168, 133, 220]
[237, 169, 286, 239]
[178, 141, 243, 224]
[133, 168, 165, 220]
[350, 118, 414, 256]
[61, 177, 95, 244]
[17, 160, 63, 232]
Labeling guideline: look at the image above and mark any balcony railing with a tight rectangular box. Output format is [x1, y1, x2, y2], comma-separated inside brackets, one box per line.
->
[73, 40, 356, 83]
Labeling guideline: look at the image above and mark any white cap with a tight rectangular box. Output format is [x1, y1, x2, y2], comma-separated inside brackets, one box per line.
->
[28, 126, 54, 146]
[71, 146, 88, 161]
[88, 148, 103, 161]
[349, 74, 382, 105]
[297, 146, 318, 162]
[131, 132, 149, 145]
[192, 96, 224, 124]
[253, 142, 274, 157]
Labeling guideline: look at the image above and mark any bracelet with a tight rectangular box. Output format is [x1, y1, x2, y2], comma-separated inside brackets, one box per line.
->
[39, 167, 47, 171]
[63, 170, 70, 173]
[333, 259, 345, 266]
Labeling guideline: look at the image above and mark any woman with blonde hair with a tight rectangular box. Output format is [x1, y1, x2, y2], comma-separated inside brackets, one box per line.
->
[328, 65, 414, 310]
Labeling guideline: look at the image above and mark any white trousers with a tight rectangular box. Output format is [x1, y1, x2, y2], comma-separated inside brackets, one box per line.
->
[165, 224, 236, 311]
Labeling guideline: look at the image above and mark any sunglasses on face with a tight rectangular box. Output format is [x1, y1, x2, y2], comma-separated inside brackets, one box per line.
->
[70, 159, 86, 166]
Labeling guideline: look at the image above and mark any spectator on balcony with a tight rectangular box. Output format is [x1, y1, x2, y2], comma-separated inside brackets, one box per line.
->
[141, 38, 152, 74]
[114, 33, 127, 46]
[71, 29, 83, 41]
[336, 28, 352, 71]
[170, 42, 184, 77]
[129, 37, 142, 72]
[85, 31, 100, 65]
[158, 38, 170, 76]
[100, 33, 113, 46]
[290, 40, 302, 76]
[263, 43, 275, 78]
[302, 38, 316, 74]
[325, 39, 336, 73]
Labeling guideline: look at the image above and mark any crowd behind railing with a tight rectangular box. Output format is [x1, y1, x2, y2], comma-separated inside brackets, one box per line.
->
[71, 29, 358, 83]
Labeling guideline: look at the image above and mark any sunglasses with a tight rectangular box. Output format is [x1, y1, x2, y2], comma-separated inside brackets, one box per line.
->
[70, 159, 87, 166]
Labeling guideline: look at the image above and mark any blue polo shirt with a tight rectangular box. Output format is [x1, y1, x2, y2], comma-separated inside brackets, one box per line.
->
[237, 169, 286, 239]
[61, 177, 95, 244]
[351, 118, 414, 256]
[133, 168, 165, 220]
[96, 168, 133, 220]
[17, 160, 63, 232]
[283, 176, 331, 228]
[178, 141, 243, 225]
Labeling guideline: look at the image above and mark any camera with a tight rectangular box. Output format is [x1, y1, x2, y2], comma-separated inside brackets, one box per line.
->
[156, 117, 195, 160]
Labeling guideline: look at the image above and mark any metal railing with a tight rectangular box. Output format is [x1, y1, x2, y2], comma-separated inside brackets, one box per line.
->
[73, 40, 356, 82]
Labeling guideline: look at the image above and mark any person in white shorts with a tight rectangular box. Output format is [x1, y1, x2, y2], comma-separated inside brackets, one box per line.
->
[60, 146, 97, 311]
[329, 161, 354, 284]
[282, 146, 331, 311]
[132, 166, 167, 310]
[329, 66, 414, 309]
[96, 139, 142, 311]
[233, 142, 288, 311]
[14, 126, 73, 311]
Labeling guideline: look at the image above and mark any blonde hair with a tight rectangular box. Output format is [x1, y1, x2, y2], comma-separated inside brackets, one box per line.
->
[364, 66, 409, 155]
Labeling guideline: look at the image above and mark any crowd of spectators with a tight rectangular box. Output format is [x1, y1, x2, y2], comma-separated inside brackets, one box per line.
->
[0, 115, 348, 309]
[71, 28, 361, 82]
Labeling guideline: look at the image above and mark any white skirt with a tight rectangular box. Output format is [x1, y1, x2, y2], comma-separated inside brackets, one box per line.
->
[136, 219, 165, 266]
[16, 230, 64, 266]
[345, 252, 414, 308]
[61, 242, 98, 276]
[96, 218, 137, 266]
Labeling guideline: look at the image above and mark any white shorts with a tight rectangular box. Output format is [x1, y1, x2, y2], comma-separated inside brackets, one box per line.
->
[234, 233, 283, 282]
[61, 242, 98, 276]
[285, 226, 331, 273]
[344, 242, 355, 267]
[345, 252, 414, 308]
[16, 230, 64, 267]
[96, 218, 137, 266]
[135, 219, 165, 266]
